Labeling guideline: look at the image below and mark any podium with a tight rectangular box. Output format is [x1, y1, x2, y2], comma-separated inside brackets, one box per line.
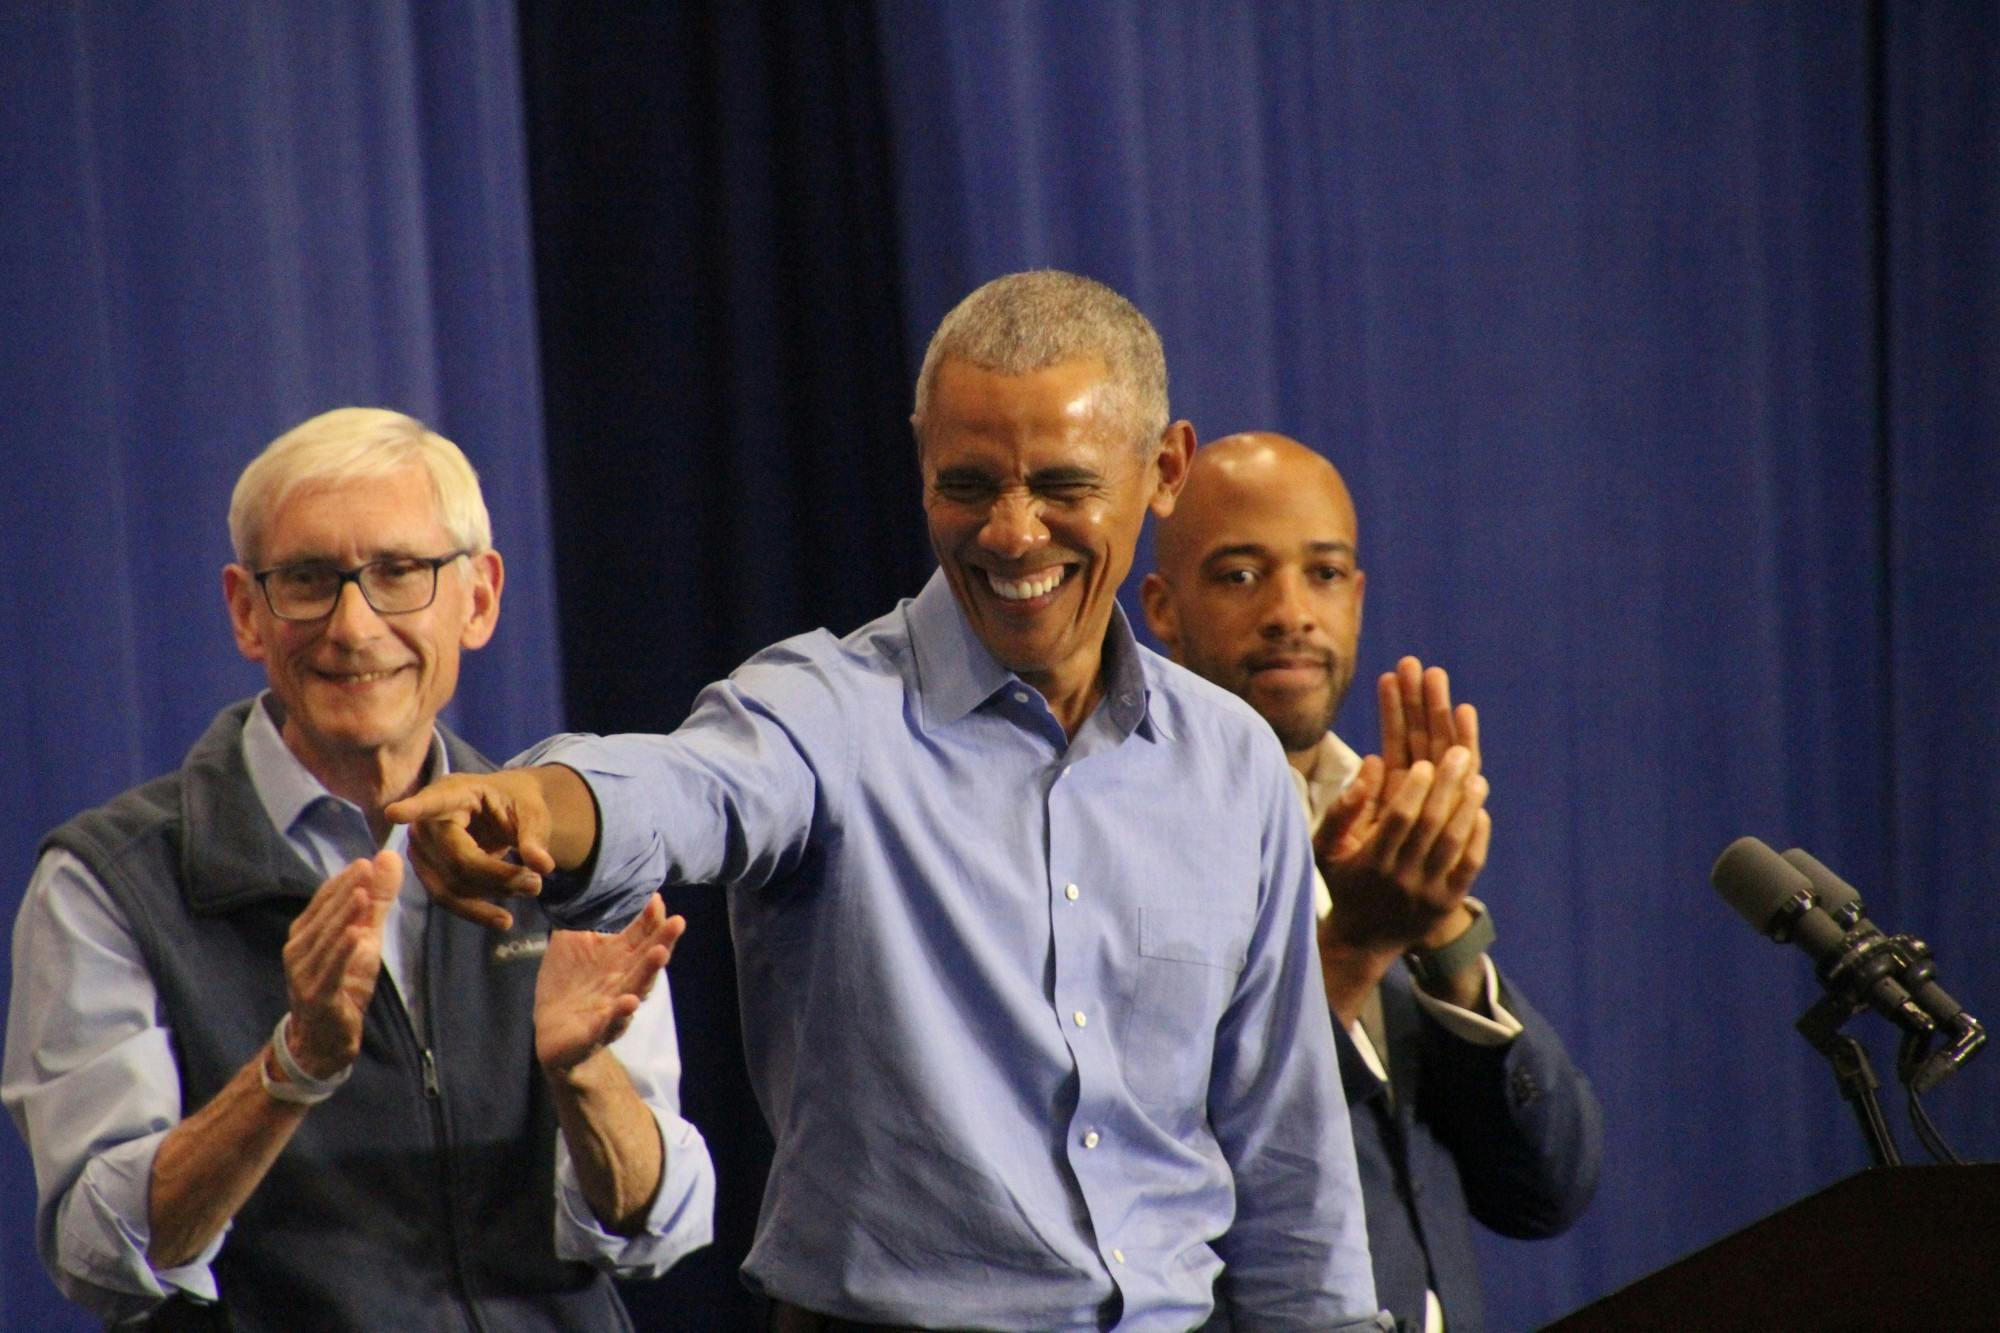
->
[1545, 1164, 2000, 1331]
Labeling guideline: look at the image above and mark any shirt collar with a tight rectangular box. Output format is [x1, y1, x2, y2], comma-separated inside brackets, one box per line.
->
[1290, 729, 1364, 825]
[906, 568, 1168, 740]
[241, 690, 448, 836]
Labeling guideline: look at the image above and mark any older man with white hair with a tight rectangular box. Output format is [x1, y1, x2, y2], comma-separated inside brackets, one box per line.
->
[4, 408, 714, 1330]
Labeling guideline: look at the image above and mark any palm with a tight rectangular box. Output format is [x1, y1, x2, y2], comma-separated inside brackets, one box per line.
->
[533, 895, 681, 1071]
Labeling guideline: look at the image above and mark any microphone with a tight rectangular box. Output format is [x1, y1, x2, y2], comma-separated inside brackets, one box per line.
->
[1780, 847, 1986, 1092]
[1709, 836, 1933, 1036]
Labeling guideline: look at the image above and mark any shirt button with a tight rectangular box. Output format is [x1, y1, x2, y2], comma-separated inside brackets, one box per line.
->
[1064, 883, 1080, 901]
[1112, 1249, 1125, 1264]
[1012, 690, 1030, 704]
[1072, 1010, 1088, 1028]
[1084, 1130, 1100, 1149]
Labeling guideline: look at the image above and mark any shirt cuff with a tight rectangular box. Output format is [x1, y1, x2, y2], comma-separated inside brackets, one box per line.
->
[59, 1131, 225, 1317]
[1407, 954, 1523, 1046]
[553, 1105, 715, 1277]
[511, 735, 666, 929]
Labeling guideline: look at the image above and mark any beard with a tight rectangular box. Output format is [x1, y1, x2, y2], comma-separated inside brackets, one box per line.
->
[1182, 636, 1353, 754]
[1260, 685, 1344, 754]
[1252, 658, 1349, 753]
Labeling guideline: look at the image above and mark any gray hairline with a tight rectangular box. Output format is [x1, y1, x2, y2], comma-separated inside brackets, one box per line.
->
[229, 408, 492, 566]
[909, 271, 1170, 458]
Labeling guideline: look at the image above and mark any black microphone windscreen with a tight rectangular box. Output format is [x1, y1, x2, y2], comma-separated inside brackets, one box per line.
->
[1711, 836, 1815, 934]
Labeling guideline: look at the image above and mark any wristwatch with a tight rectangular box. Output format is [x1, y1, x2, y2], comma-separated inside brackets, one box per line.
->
[1404, 905, 1495, 987]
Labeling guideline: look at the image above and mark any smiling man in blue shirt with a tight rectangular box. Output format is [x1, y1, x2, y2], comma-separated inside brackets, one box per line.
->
[391, 272, 1388, 1332]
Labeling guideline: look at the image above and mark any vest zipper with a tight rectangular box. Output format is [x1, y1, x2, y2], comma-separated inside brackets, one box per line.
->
[383, 928, 484, 1332]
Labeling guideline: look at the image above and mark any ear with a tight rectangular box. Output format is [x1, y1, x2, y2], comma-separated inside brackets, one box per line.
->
[459, 549, 504, 650]
[222, 564, 268, 664]
[1138, 570, 1181, 658]
[1147, 420, 1196, 519]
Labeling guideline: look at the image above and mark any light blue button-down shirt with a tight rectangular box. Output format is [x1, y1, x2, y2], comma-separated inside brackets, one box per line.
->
[525, 572, 1383, 1331]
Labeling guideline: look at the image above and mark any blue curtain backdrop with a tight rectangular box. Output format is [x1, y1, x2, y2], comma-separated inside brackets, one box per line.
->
[3, 3, 1996, 1331]
[0, 5, 562, 1328]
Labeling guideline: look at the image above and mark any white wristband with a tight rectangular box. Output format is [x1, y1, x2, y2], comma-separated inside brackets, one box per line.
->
[260, 1012, 351, 1106]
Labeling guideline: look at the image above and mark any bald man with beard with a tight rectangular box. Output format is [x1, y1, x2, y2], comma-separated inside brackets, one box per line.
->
[1142, 433, 1600, 1333]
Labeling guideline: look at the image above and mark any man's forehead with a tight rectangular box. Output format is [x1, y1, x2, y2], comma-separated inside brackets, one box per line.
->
[260, 470, 448, 556]
[1198, 534, 1356, 566]
[932, 456, 1106, 480]
[1197, 476, 1354, 538]
[927, 357, 1120, 430]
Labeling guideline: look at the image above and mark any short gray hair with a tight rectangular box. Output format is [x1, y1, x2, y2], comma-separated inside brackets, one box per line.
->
[912, 270, 1169, 453]
[228, 407, 492, 565]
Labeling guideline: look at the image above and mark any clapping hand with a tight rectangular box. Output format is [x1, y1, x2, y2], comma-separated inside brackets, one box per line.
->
[534, 894, 685, 1074]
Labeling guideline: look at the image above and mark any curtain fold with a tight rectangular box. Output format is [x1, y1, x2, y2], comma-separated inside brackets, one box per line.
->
[517, 3, 921, 1324]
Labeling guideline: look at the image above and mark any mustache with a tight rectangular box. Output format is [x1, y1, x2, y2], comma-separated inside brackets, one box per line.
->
[1240, 643, 1337, 674]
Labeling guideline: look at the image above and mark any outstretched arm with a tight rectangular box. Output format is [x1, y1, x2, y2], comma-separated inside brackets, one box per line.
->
[535, 894, 684, 1235]
[385, 764, 600, 930]
[148, 850, 401, 1266]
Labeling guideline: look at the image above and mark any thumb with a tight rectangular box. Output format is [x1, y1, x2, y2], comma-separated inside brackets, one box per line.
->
[1315, 755, 1385, 863]
[359, 849, 402, 928]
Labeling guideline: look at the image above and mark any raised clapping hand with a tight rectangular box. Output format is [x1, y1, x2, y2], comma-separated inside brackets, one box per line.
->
[384, 770, 567, 932]
[282, 850, 403, 1080]
[535, 894, 685, 1074]
[1315, 656, 1492, 955]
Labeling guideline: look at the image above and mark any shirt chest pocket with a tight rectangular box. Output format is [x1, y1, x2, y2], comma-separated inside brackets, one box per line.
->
[1120, 907, 1253, 1123]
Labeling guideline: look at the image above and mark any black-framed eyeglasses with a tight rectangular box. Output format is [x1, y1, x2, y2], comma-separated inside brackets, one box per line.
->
[252, 551, 470, 621]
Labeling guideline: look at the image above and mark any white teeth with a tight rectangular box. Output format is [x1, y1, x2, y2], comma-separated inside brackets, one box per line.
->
[988, 567, 1067, 601]
[325, 668, 399, 682]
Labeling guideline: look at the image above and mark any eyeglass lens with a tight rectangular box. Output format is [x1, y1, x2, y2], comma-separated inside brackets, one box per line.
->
[264, 557, 445, 618]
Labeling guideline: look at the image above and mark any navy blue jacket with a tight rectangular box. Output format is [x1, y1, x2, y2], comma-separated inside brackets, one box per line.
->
[1336, 963, 1601, 1333]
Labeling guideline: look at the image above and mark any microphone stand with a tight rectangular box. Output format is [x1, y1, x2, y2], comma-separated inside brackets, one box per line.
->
[1796, 991, 1901, 1167]
[1793, 927, 1985, 1167]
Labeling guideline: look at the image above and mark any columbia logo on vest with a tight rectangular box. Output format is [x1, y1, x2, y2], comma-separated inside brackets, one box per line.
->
[492, 934, 550, 963]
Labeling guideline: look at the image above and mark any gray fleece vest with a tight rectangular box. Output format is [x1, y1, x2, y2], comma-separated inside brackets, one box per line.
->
[44, 701, 632, 1333]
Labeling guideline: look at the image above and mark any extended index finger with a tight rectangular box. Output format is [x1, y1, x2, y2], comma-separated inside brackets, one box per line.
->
[381, 779, 481, 826]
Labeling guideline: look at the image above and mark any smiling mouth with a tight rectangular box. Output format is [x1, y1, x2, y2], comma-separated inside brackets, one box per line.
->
[984, 565, 1073, 602]
[315, 666, 406, 685]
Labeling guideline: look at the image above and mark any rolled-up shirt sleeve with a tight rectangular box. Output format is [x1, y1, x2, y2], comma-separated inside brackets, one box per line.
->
[551, 973, 716, 1273]
[2, 848, 225, 1321]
